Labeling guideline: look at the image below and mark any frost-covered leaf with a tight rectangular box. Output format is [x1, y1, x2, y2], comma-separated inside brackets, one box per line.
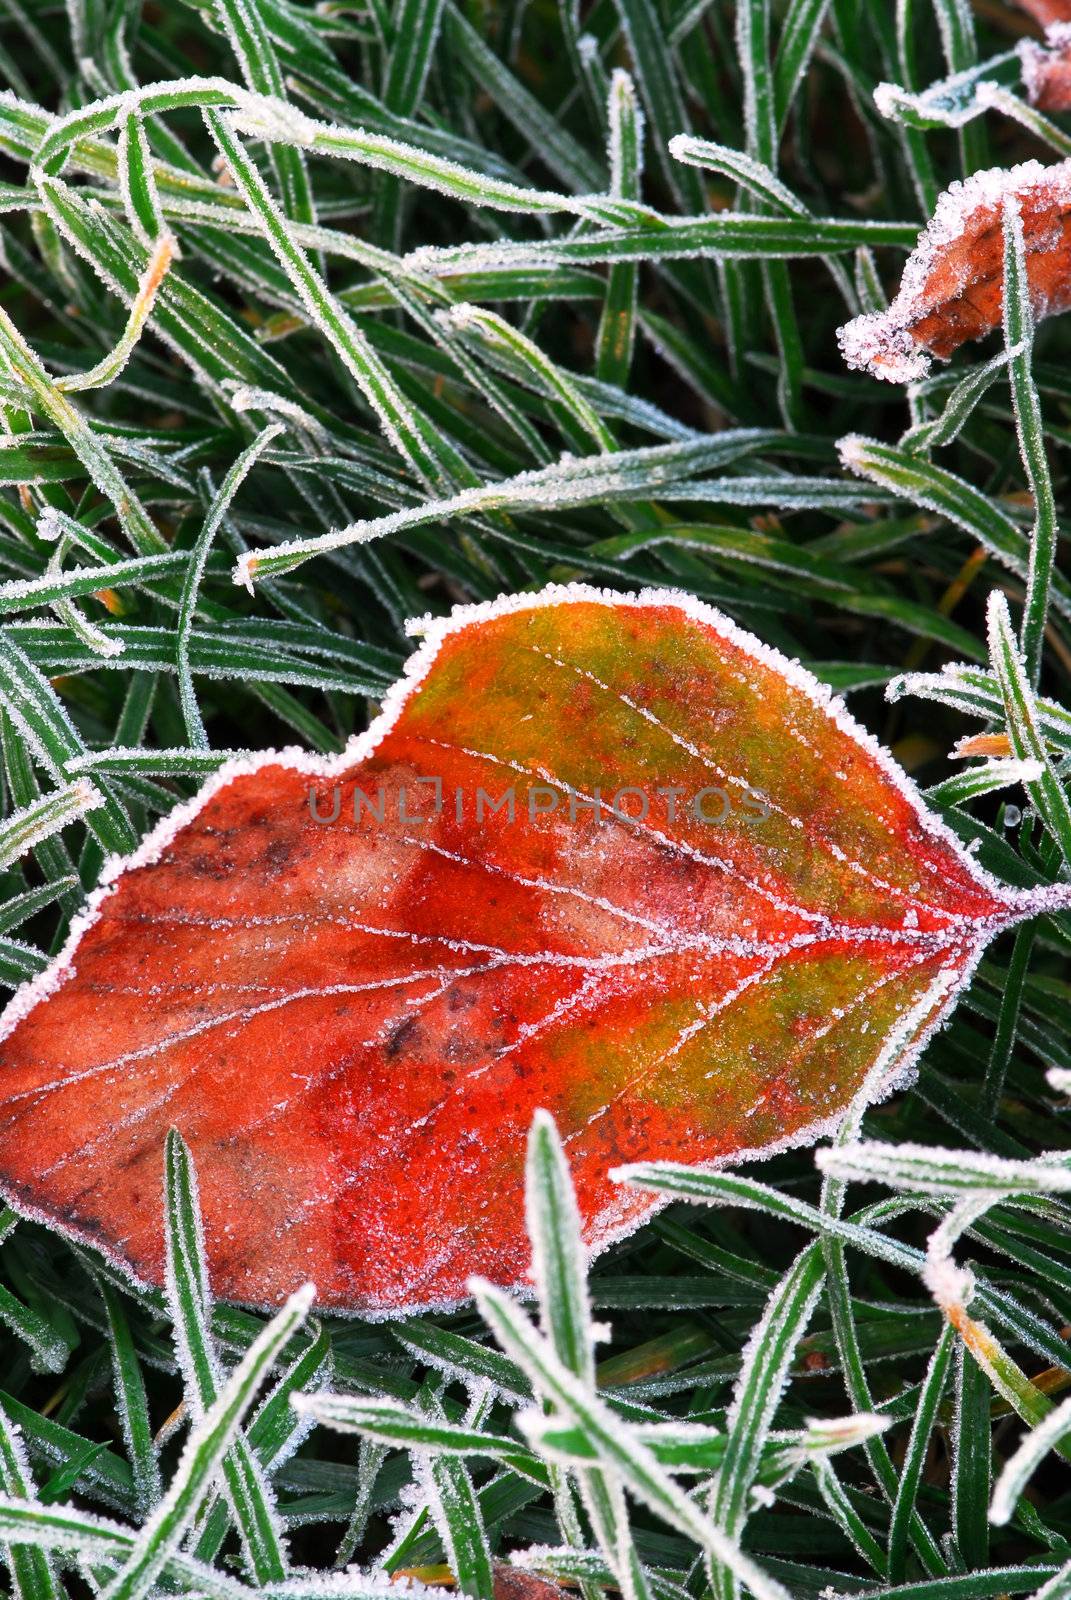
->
[1021, 25, 1071, 111]
[0, 586, 1063, 1314]
[1013, 0, 1071, 24]
[839, 159, 1071, 381]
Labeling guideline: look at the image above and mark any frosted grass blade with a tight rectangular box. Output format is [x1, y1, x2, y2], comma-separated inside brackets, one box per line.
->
[988, 591, 1071, 870]
[1002, 194, 1058, 687]
[474, 1283, 792, 1600]
[101, 1280, 313, 1600]
[164, 1131, 289, 1584]
[596, 72, 643, 388]
[0, 780, 101, 870]
[177, 424, 283, 747]
[205, 108, 468, 494]
[0, 1402, 62, 1600]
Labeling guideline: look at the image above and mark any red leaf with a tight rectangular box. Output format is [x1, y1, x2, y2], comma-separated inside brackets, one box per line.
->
[1012, 0, 1071, 24]
[1021, 24, 1071, 110]
[839, 159, 1071, 381]
[0, 587, 1061, 1312]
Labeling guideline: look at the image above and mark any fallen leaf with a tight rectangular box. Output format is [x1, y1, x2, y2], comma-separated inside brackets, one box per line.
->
[1021, 23, 1071, 109]
[1012, 0, 1071, 25]
[492, 1565, 568, 1600]
[0, 586, 1062, 1312]
[839, 158, 1071, 381]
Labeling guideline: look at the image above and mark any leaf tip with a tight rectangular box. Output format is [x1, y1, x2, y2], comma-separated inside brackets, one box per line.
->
[233, 552, 257, 593]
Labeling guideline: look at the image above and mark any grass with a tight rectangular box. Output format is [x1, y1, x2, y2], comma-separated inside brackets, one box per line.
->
[0, 0, 1071, 1596]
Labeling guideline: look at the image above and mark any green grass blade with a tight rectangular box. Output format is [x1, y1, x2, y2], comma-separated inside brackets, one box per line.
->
[0, 1403, 62, 1600]
[163, 1130, 289, 1584]
[596, 71, 643, 388]
[1002, 193, 1058, 687]
[102, 1280, 312, 1600]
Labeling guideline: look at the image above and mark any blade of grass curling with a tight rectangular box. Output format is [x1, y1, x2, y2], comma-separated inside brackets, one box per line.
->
[921, 1196, 1068, 1455]
[37, 175, 298, 396]
[0, 302, 163, 558]
[991, 1389, 1071, 1529]
[988, 591, 1071, 870]
[177, 423, 283, 748]
[100, 1278, 313, 1600]
[163, 1130, 289, 1584]
[526, 1113, 644, 1600]
[596, 72, 643, 388]
[0, 1402, 62, 1600]
[42, 533, 123, 661]
[1002, 194, 1058, 689]
[54, 231, 175, 395]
